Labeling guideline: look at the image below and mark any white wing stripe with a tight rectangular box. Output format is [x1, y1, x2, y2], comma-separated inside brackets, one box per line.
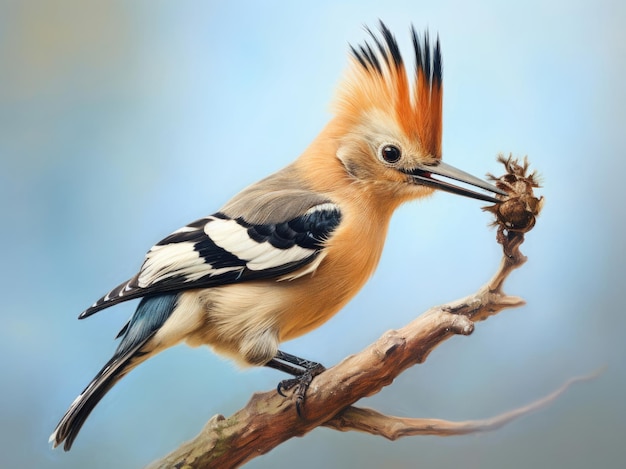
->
[139, 241, 244, 288]
[248, 244, 311, 269]
[204, 217, 315, 272]
[139, 242, 204, 287]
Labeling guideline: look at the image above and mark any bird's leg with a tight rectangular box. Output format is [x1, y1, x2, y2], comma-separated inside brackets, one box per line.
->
[265, 350, 325, 416]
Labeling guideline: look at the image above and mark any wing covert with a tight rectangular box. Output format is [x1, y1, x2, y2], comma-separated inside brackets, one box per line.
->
[80, 203, 341, 318]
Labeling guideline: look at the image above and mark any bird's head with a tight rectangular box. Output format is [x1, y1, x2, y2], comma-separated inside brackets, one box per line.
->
[332, 22, 504, 204]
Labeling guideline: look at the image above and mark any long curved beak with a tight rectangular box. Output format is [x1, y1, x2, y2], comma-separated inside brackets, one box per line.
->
[406, 161, 506, 203]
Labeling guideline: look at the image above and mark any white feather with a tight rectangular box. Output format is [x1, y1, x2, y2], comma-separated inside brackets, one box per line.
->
[139, 242, 205, 287]
[247, 244, 312, 270]
[204, 217, 315, 272]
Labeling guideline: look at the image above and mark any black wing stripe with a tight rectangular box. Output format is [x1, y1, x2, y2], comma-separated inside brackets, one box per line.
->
[80, 204, 342, 319]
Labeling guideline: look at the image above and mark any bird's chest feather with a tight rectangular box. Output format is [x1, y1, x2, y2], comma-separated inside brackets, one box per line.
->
[277, 207, 391, 340]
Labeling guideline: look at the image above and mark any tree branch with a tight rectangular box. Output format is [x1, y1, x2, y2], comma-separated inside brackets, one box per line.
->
[148, 156, 559, 469]
[324, 372, 599, 439]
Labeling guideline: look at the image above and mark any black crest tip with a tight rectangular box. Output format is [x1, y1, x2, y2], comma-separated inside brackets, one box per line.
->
[411, 25, 442, 86]
[350, 21, 405, 74]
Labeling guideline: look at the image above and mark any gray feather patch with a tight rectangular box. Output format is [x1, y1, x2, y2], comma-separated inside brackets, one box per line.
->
[115, 293, 179, 356]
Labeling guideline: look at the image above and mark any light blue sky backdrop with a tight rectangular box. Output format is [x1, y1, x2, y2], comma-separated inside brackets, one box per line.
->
[1, 1, 625, 468]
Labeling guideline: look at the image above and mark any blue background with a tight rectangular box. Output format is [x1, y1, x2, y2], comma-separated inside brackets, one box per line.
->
[2, 1, 625, 467]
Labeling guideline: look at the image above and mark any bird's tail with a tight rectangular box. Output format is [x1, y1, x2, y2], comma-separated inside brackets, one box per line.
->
[51, 293, 179, 450]
[49, 338, 153, 451]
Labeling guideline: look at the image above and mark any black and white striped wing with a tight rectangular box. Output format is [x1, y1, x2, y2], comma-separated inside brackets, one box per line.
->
[79, 203, 341, 318]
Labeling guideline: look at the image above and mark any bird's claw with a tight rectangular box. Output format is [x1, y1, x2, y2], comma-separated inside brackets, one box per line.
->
[276, 364, 325, 416]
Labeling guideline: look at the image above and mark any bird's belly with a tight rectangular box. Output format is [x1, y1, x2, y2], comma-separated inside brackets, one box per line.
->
[172, 218, 387, 364]
[277, 248, 382, 340]
[173, 260, 372, 365]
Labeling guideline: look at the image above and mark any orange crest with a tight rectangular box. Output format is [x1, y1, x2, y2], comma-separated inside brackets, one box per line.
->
[336, 22, 443, 159]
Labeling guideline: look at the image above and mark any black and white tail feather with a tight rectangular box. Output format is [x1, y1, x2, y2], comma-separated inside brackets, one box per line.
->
[50, 293, 179, 450]
[51, 202, 341, 450]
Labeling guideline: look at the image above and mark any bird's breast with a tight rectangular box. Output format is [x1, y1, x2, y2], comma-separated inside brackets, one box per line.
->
[277, 207, 391, 340]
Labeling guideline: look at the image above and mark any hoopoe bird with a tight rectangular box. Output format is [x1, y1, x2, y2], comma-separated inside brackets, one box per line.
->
[50, 22, 505, 450]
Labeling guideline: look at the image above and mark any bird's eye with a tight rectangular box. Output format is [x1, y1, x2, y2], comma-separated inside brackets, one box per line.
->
[380, 144, 402, 164]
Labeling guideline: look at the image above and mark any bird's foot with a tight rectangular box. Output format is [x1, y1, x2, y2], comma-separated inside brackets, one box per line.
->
[276, 363, 325, 416]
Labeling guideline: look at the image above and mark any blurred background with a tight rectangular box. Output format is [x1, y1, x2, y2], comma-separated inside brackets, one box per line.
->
[1, 0, 625, 467]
